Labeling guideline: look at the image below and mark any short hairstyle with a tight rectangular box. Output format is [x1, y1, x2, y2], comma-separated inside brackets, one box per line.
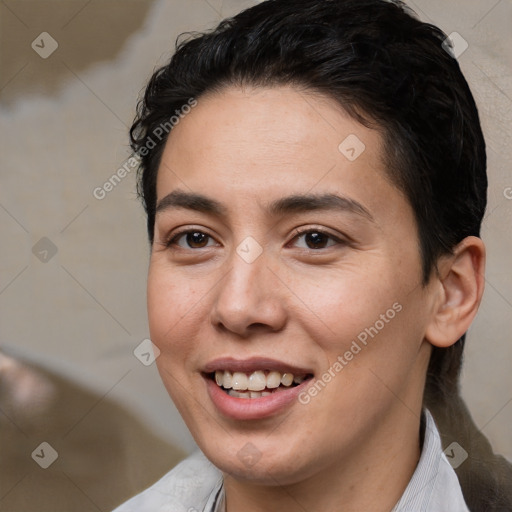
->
[129, 1, 511, 509]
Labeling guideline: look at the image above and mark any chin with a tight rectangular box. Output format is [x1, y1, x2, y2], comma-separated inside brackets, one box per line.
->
[199, 435, 316, 486]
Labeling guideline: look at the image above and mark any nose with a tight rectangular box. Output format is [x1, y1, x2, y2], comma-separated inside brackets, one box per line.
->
[209, 244, 287, 338]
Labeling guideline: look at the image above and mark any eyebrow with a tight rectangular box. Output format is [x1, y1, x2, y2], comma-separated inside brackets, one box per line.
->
[155, 189, 374, 222]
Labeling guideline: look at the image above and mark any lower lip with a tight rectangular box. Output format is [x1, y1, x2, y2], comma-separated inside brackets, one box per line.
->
[205, 377, 311, 420]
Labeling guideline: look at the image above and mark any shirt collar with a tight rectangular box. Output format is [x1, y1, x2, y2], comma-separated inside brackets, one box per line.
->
[390, 408, 469, 511]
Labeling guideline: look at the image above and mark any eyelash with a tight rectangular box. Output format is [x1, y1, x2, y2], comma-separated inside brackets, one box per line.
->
[164, 227, 345, 251]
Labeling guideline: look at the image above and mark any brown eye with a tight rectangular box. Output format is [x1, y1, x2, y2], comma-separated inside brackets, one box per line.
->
[303, 232, 330, 249]
[167, 230, 216, 249]
[291, 229, 343, 250]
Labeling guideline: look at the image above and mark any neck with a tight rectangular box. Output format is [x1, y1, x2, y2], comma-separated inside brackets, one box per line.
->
[223, 404, 423, 512]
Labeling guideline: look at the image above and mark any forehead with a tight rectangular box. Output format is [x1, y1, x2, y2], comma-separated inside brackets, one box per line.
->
[156, 85, 408, 225]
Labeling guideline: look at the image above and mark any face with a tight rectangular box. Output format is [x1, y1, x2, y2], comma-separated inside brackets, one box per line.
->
[147, 85, 435, 485]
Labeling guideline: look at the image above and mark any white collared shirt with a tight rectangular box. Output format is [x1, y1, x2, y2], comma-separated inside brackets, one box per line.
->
[112, 409, 470, 512]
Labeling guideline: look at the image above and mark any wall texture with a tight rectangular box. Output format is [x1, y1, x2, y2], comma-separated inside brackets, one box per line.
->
[1, 0, 511, 508]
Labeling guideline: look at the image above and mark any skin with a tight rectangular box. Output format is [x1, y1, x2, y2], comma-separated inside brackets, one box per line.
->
[147, 85, 485, 512]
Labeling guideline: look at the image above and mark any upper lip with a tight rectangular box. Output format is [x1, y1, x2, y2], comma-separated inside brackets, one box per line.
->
[202, 357, 314, 375]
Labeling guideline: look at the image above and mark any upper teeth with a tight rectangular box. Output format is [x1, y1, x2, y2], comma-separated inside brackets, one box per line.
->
[214, 370, 305, 391]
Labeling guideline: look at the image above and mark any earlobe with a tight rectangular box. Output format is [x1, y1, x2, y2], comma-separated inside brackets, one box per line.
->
[425, 236, 486, 348]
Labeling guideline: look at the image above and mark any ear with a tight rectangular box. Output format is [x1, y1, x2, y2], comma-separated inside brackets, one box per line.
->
[425, 236, 486, 348]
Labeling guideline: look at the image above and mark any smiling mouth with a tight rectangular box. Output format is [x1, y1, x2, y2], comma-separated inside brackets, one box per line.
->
[207, 370, 314, 399]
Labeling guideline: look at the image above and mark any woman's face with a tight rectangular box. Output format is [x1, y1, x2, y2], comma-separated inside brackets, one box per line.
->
[148, 85, 435, 484]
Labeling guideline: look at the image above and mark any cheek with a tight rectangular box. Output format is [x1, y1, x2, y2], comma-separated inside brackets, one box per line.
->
[147, 267, 177, 341]
[286, 259, 425, 394]
[286, 265, 402, 345]
[147, 266, 207, 413]
[147, 263, 205, 364]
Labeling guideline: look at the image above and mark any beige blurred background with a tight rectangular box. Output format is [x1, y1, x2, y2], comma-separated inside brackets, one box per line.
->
[0, 0, 511, 510]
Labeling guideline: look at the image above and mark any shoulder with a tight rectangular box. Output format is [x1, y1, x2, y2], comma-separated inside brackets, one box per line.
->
[111, 450, 223, 512]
